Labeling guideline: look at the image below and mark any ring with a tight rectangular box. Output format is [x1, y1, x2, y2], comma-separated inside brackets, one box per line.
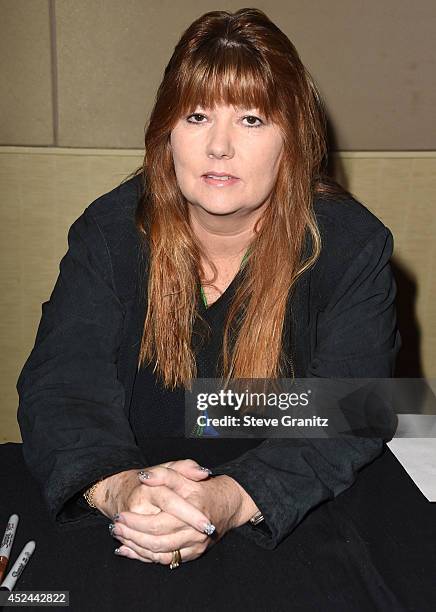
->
[169, 549, 182, 569]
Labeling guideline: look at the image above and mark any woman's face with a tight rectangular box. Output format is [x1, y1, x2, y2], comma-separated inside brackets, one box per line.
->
[170, 103, 284, 219]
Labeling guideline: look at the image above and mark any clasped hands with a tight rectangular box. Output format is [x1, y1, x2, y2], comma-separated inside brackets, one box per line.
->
[97, 459, 258, 566]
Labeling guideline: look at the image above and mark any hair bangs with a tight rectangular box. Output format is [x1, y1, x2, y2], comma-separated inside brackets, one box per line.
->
[176, 47, 280, 122]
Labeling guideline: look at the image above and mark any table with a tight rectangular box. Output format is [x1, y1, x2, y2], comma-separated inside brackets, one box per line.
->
[0, 443, 435, 612]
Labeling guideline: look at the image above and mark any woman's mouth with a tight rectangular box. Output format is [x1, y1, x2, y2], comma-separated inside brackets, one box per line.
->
[202, 174, 240, 187]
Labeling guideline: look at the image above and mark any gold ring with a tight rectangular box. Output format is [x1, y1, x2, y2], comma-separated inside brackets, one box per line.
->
[169, 549, 182, 570]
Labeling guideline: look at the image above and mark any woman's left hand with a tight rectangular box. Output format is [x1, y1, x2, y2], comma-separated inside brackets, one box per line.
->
[110, 465, 254, 565]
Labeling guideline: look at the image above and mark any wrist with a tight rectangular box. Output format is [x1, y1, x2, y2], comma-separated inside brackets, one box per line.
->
[83, 478, 104, 508]
[215, 475, 259, 529]
[86, 469, 137, 518]
[90, 476, 111, 514]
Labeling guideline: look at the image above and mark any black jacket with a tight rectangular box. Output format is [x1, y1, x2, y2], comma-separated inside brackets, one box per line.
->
[16, 175, 401, 549]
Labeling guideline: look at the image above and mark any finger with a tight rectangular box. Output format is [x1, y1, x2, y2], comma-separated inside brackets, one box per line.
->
[114, 509, 184, 535]
[138, 466, 188, 492]
[115, 539, 200, 565]
[118, 487, 216, 536]
[139, 465, 211, 490]
[141, 476, 215, 534]
[114, 545, 153, 563]
[112, 517, 205, 554]
[160, 459, 213, 481]
[138, 467, 215, 533]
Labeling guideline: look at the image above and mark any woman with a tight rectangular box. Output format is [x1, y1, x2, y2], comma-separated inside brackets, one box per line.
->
[17, 7, 400, 578]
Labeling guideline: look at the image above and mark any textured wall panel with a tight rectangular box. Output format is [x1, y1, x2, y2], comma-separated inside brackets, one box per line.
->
[53, 0, 435, 149]
[0, 0, 54, 145]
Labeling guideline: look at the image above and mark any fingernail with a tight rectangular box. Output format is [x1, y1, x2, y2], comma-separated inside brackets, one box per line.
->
[114, 548, 123, 555]
[197, 466, 212, 475]
[109, 524, 120, 538]
[113, 513, 125, 524]
[138, 470, 152, 480]
[203, 522, 216, 536]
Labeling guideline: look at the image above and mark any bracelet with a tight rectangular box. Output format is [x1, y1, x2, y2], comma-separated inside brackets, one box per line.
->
[83, 478, 104, 508]
[249, 510, 264, 526]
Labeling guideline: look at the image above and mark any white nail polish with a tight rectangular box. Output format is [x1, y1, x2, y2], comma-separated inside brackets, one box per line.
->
[203, 522, 216, 535]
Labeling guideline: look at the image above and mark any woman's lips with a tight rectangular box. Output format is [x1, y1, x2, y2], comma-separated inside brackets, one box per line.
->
[202, 175, 240, 187]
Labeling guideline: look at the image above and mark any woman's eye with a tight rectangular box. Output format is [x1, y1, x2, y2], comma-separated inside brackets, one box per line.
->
[242, 115, 263, 128]
[186, 113, 264, 128]
[186, 113, 207, 124]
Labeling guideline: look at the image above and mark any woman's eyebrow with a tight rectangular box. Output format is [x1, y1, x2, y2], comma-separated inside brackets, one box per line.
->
[191, 106, 262, 113]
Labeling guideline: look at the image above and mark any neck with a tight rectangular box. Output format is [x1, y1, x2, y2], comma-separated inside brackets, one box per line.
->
[188, 205, 265, 263]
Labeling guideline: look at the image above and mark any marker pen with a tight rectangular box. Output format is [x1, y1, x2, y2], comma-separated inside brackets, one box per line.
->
[0, 514, 19, 583]
[0, 541, 36, 591]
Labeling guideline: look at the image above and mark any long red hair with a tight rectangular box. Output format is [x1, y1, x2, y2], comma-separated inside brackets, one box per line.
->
[126, 8, 351, 390]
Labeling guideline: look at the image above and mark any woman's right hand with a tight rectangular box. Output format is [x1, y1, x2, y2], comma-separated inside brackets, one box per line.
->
[92, 459, 212, 527]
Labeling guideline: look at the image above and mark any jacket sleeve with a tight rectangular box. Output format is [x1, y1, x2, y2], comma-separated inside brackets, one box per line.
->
[210, 226, 402, 550]
[17, 208, 148, 526]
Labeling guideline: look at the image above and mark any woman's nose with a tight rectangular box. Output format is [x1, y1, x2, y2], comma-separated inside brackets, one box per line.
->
[206, 124, 235, 159]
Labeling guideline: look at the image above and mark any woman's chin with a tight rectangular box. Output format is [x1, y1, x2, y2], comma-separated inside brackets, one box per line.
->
[190, 200, 242, 216]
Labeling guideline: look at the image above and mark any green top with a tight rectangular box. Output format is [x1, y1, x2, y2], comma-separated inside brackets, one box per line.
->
[200, 248, 250, 308]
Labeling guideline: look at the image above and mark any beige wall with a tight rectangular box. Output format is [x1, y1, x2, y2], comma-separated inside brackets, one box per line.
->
[0, 0, 435, 150]
[1, 147, 435, 442]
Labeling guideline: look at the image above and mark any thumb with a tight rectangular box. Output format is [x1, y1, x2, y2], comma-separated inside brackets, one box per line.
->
[160, 459, 212, 481]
